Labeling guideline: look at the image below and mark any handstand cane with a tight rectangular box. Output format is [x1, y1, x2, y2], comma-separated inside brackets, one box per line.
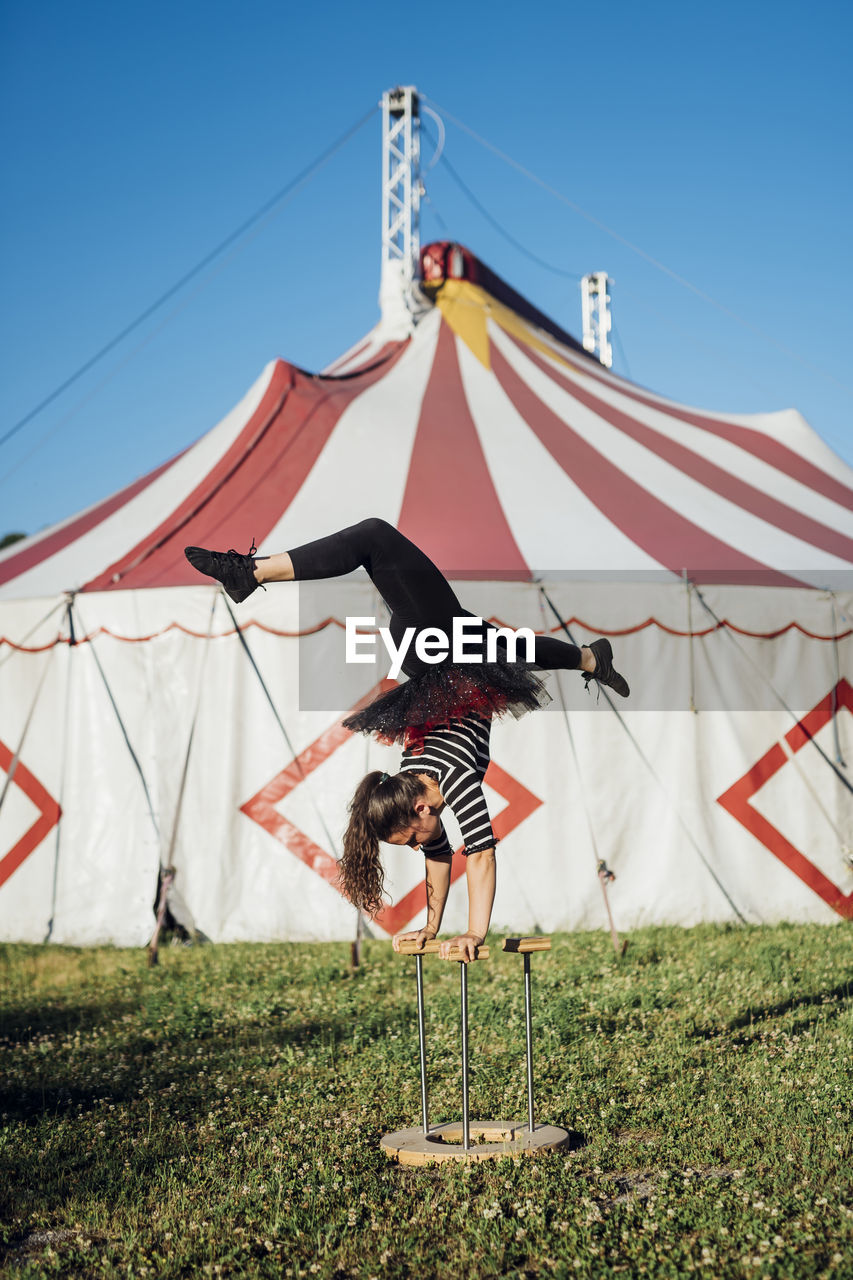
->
[502, 937, 551, 1134]
[397, 939, 490, 1151]
[383, 937, 568, 1164]
[415, 951, 429, 1136]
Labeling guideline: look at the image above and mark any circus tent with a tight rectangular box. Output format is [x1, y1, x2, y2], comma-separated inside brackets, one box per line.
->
[1, 241, 851, 945]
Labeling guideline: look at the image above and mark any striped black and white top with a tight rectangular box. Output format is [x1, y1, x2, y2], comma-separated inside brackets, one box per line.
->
[398, 713, 497, 857]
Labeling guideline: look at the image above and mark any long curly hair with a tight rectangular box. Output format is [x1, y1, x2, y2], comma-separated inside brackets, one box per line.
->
[338, 772, 428, 917]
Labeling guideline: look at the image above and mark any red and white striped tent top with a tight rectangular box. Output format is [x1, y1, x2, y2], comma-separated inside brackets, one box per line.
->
[2, 240, 852, 600]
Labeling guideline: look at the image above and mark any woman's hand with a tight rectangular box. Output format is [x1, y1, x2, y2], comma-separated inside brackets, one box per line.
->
[392, 929, 435, 953]
[439, 933, 485, 963]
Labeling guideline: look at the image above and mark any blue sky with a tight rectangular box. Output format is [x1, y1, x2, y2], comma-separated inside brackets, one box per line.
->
[1, 0, 850, 538]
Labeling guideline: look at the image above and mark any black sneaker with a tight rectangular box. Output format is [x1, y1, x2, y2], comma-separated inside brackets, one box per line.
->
[184, 543, 260, 603]
[583, 638, 630, 698]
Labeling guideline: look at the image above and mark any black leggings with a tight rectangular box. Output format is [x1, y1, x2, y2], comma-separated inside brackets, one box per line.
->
[288, 518, 581, 676]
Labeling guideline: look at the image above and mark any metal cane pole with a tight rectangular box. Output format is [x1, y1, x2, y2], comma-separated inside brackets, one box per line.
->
[524, 951, 535, 1134]
[502, 938, 551, 1136]
[460, 961, 470, 1151]
[396, 938, 489, 1151]
[415, 953, 429, 1136]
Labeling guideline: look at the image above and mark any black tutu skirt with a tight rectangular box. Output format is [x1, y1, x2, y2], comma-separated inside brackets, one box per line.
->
[342, 659, 552, 750]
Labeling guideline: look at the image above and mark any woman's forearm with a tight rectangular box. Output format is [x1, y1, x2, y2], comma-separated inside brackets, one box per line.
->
[465, 848, 496, 940]
[424, 856, 452, 936]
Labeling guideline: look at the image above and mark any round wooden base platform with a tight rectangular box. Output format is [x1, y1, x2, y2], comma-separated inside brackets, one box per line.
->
[380, 1120, 571, 1165]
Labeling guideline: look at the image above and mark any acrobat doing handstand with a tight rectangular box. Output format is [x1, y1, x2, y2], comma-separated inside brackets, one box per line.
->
[185, 519, 629, 961]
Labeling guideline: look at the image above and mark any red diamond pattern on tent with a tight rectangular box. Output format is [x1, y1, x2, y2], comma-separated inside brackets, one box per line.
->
[239, 681, 398, 892]
[0, 739, 62, 889]
[717, 679, 853, 919]
[240, 681, 544, 935]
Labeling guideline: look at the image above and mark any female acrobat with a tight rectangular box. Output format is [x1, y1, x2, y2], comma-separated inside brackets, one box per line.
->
[185, 519, 629, 961]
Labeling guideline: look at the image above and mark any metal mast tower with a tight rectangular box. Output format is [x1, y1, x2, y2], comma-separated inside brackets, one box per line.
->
[380, 85, 423, 335]
[581, 272, 613, 369]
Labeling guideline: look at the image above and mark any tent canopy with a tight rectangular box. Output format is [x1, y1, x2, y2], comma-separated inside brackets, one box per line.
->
[3, 242, 852, 601]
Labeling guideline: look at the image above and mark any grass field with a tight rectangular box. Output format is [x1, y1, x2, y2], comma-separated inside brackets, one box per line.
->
[1, 922, 852, 1278]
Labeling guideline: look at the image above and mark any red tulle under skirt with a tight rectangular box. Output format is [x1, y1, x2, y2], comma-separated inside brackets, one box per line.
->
[342, 660, 551, 753]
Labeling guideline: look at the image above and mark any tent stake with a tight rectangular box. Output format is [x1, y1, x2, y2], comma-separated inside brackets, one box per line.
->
[148, 867, 176, 967]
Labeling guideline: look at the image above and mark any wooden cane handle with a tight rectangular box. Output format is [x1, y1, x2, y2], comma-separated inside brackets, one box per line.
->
[395, 939, 490, 960]
[502, 937, 551, 953]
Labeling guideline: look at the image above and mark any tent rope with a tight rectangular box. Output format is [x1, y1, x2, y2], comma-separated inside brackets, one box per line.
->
[423, 95, 853, 397]
[147, 592, 221, 959]
[220, 591, 342, 859]
[1, 104, 378, 451]
[691, 585, 853, 799]
[43, 601, 76, 942]
[830, 594, 847, 768]
[683, 570, 698, 714]
[70, 596, 160, 840]
[538, 585, 749, 924]
[163, 592, 220, 869]
[420, 122, 582, 281]
[775, 733, 848, 844]
[536, 592, 623, 958]
[0, 644, 56, 819]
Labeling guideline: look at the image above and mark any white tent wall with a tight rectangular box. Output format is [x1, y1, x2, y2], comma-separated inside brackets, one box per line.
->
[54, 636, 161, 945]
[169, 623, 364, 943]
[486, 706, 741, 931]
[0, 638, 65, 943]
[1, 580, 850, 943]
[0, 618, 161, 945]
